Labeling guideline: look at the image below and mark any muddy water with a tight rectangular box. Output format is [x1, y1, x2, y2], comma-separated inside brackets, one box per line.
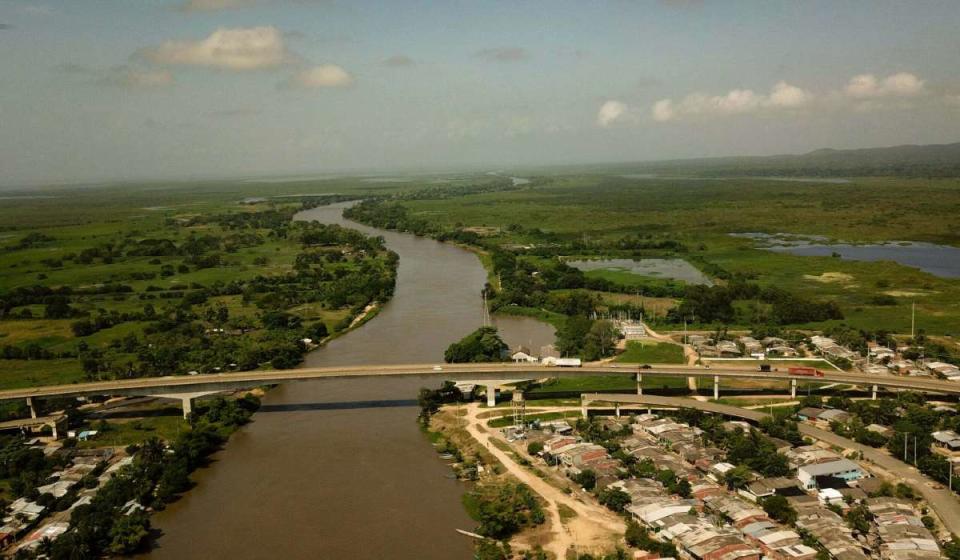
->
[148, 202, 554, 559]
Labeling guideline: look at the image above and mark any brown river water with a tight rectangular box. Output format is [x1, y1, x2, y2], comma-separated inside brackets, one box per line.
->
[147, 202, 555, 559]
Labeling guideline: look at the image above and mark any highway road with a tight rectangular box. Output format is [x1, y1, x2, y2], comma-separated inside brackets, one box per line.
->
[2, 362, 960, 402]
[581, 393, 960, 537]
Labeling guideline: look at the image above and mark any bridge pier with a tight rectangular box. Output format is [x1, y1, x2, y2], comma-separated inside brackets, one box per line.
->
[486, 384, 497, 408]
[713, 376, 719, 400]
[615, 404, 621, 418]
[791, 379, 797, 399]
[872, 385, 878, 401]
[580, 395, 588, 419]
[636, 372, 643, 396]
[150, 391, 220, 419]
[26, 396, 37, 419]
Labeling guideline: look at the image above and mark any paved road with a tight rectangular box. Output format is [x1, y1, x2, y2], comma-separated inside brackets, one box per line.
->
[2, 363, 960, 402]
[581, 393, 960, 537]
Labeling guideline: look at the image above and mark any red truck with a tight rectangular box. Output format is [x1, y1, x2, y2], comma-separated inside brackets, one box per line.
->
[788, 366, 824, 377]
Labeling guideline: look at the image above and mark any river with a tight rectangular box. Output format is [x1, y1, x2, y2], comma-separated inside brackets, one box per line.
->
[147, 202, 555, 559]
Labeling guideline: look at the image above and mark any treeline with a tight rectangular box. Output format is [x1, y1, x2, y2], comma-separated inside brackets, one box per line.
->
[668, 277, 843, 325]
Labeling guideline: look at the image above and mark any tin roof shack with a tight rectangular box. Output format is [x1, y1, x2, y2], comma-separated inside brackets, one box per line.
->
[867, 498, 941, 560]
[702, 494, 769, 529]
[794, 505, 869, 560]
[797, 459, 868, 490]
[817, 409, 852, 425]
[796, 408, 826, 422]
[739, 478, 803, 503]
[554, 442, 608, 473]
[675, 525, 761, 560]
[716, 340, 742, 357]
[931, 430, 960, 455]
[740, 521, 817, 560]
[609, 478, 669, 504]
[784, 445, 842, 469]
[737, 337, 764, 356]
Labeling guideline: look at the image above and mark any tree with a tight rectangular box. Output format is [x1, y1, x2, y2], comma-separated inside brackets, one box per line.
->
[583, 320, 620, 361]
[572, 469, 597, 490]
[108, 512, 151, 555]
[527, 441, 544, 456]
[846, 504, 873, 535]
[597, 487, 631, 512]
[444, 327, 507, 363]
[762, 495, 797, 525]
[723, 465, 752, 490]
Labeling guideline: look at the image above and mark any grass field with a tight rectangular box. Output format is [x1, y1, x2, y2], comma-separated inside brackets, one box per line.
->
[615, 340, 686, 364]
[395, 174, 960, 335]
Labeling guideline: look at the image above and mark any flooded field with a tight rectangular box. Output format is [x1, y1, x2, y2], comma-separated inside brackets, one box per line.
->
[568, 258, 714, 286]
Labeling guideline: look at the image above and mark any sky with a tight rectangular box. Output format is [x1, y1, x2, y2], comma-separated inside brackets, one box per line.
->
[1, 0, 959, 186]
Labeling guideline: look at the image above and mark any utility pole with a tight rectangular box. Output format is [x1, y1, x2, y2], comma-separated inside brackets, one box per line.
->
[911, 302, 916, 340]
[904, 433, 908, 462]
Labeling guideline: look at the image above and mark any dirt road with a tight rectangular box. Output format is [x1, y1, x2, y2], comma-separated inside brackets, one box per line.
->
[462, 404, 625, 558]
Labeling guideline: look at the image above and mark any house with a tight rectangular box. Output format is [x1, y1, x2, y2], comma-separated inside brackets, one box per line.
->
[738, 337, 764, 356]
[511, 346, 538, 363]
[767, 345, 798, 358]
[716, 340, 742, 357]
[739, 478, 802, 503]
[784, 445, 841, 467]
[817, 488, 845, 507]
[817, 409, 852, 424]
[931, 430, 960, 453]
[796, 408, 826, 421]
[797, 459, 868, 490]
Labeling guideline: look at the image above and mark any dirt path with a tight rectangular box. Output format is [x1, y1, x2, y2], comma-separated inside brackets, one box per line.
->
[462, 404, 625, 558]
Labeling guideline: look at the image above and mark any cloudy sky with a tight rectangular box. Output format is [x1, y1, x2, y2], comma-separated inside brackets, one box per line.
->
[2, 0, 959, 185]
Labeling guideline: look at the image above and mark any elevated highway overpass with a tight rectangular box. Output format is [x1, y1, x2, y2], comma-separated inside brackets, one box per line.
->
[3, 363, 959, 418]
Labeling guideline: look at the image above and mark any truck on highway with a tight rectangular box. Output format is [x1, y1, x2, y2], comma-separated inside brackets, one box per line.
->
[788, 366, 825, 377]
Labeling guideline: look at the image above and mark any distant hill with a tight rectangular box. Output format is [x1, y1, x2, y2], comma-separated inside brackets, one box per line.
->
[626, 142, 960, 178]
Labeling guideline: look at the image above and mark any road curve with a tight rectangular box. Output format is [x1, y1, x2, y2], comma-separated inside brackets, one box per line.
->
[2, 363, 960, 401]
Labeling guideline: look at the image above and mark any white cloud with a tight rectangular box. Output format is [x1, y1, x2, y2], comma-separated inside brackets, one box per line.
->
[282, 65, 353, 89]
[178, 0, 254, 12]
[597, 100, 627, 127]
[141, 26, 289, 71]
[768, 81, 812, 108]
[844, 72, 925, 98]
[651, 81, 813, 122]
[652, 99, 674, 122]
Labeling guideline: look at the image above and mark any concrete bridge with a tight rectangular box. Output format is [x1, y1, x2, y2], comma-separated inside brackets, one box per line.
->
[4, 363, 959, 418]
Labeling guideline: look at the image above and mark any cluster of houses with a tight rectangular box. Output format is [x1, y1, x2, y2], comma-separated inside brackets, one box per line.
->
[526, 411, 932, 560]
[688, 336, 798, 359]
[1, 446, 135, 554]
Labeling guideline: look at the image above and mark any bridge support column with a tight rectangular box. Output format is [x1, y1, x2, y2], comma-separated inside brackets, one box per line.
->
[791, 379, 797, 399]
[150, 391, 220, 420]
[636, 373, 643, 396]
[26, 397, 37, 419]
[486, 384, 497, 408]
[181, 397, 194, 419]
[872, 385, 878, 401]
[713, 376, 719, 400]
[615, 404, 621, 418]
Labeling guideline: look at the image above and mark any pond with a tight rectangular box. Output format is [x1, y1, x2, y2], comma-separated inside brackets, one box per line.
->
[767, 242, 960, 279]
[567, 258, 713, 286]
